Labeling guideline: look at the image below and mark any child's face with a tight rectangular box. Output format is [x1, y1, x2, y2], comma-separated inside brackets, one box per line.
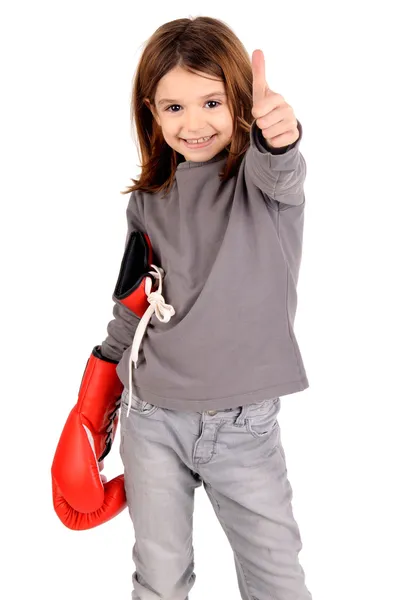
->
[147, 66, 233, 162]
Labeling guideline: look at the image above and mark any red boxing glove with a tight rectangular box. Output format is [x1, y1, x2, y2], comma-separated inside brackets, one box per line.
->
[51, 232, 158, 530]
[51, 346, 125, 530]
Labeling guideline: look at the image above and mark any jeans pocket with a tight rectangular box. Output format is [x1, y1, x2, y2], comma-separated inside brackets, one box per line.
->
[245, 397, 280, 439]
[121, 387, 159, 417]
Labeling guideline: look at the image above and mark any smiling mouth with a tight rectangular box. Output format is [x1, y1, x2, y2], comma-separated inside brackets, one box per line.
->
[181, 134, 216, 144]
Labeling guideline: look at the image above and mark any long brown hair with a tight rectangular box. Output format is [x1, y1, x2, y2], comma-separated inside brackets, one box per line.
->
[121, 16, 254, 198]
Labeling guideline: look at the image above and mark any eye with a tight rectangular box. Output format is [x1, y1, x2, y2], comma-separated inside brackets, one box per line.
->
[165, 100, 222, 113]
[165, 104, 181, 113]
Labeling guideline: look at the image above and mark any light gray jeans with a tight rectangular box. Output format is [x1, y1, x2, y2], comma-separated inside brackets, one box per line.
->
[119, 387, 312, 600]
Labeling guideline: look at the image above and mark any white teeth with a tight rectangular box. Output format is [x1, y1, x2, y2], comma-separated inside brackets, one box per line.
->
[185, 135, 213, 144]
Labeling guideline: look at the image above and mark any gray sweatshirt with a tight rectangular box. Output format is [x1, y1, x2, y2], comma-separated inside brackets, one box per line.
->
[101, 119, 309, 412]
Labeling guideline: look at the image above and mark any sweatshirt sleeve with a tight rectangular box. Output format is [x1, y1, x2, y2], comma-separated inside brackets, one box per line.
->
[244, 119, 306, 209]
[100, 192, 144, 362]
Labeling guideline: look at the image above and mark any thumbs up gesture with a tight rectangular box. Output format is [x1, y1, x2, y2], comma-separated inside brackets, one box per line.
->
[251, 49, 299, 149]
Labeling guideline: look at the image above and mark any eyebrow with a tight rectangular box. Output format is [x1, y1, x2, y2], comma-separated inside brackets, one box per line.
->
[157, 91, 226, 107]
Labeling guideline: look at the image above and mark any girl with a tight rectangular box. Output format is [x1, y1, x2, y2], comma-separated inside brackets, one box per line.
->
[101, 15, 312, 600]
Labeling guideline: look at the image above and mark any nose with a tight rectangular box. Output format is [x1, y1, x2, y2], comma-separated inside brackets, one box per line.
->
[185, 109, 206, 135]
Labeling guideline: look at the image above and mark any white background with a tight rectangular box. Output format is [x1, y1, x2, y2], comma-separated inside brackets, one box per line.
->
[2, 1, 401, 599]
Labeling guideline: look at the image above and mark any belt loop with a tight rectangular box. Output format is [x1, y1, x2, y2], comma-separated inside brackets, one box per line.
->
[234, 404, 249, 427]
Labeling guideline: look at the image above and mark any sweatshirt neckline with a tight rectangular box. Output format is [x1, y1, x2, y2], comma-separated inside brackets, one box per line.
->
[176, 149, 228, 170]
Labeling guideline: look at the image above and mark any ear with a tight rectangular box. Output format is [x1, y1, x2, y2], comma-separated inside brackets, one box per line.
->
[144, 97, 161, 127]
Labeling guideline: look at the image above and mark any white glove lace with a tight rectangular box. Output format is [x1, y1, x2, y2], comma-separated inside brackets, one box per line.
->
[126, 264, 175, 416]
